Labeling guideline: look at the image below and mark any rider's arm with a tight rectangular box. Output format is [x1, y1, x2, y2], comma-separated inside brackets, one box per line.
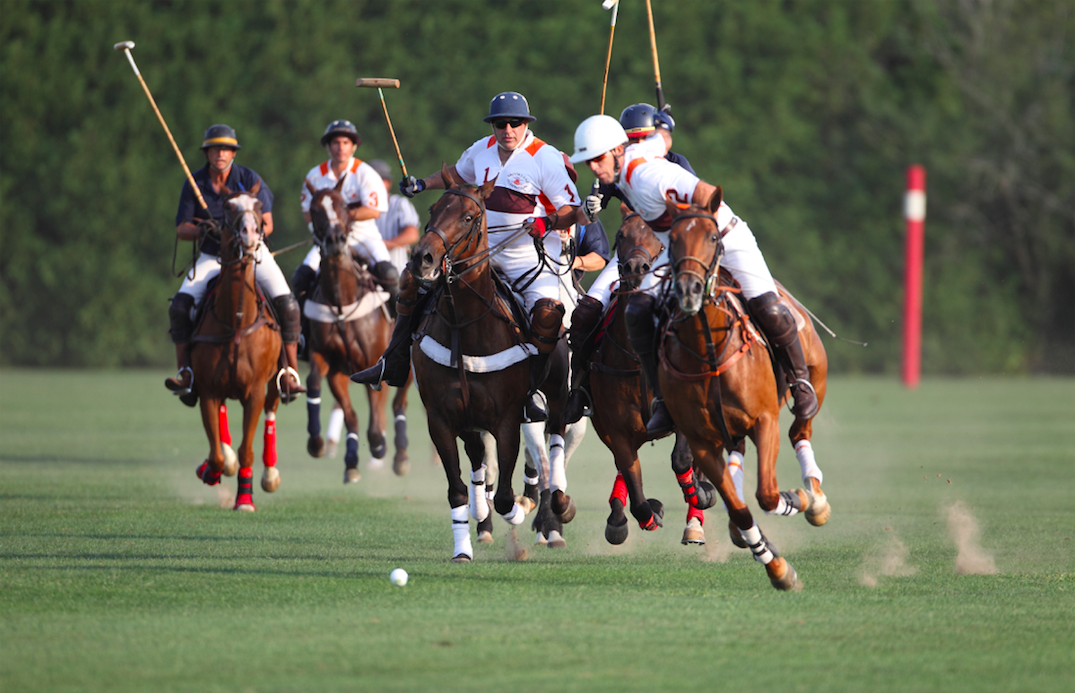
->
[347, 205, 380, 222]
[262, 212, 274, 237]
[176, 220, 202, 242]
[420, 166, 461, 191]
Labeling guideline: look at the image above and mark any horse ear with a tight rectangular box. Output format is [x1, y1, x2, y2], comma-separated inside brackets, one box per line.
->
[249, 179, 261, 196]
[664, 191, 684, 218]
[441, 162, 457, 188]
[478, 177, 497, 200]
[708, 185, 723, 214]
[334, 175, 346, 192]
[619, 201, 632, 219]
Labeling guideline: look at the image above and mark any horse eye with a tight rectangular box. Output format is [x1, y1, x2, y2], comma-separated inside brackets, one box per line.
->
[464, 215, 473, 223]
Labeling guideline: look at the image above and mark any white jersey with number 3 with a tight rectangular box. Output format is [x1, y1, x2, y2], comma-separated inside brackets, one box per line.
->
[299, 157, 391, 269]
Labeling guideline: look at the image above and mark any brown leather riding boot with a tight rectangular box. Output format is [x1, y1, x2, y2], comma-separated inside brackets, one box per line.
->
[273, 294, 307, 403]
[280, 342, 307, 403]
[749, 292, 818, 419]
[625, 293, 674, 440]
[165, 342, 194, 392]
[524, 298, 566, 423]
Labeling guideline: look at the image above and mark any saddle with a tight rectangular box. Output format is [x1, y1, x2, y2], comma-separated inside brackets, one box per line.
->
[190, 274, 279, 345]
[305, 252, 388, 324]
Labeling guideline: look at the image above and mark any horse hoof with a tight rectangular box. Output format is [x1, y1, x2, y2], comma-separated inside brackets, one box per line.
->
[546, 530, 566, 549]
[516, 494, 537, 516]
[681, 518, 706, 545]
[307, 436, 326, 458]
[196, 461, 221, 486]
[325, 440, 339, 458]
[766, 557, 803, 592]
[477, 530, 494, 544]
[343, 468, 361, 484]
[450, 553, 472, 563]
[553, 493, 577, 524]
[221, 444, 239, 476]
[367, 457, 385, 471]
[605, 518, 629, 545]
[233, 493, 256, 512]
[804, 480, 831, 526]
[534, 531, 548, 546]
[393, 450, 410, 477]
[728, 520, 748, 549]
[261, 467, 280, 493]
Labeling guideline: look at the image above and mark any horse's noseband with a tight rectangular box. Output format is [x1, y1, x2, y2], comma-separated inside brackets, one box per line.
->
[670, 212, 723, 298]
[421, 187, 486, 283]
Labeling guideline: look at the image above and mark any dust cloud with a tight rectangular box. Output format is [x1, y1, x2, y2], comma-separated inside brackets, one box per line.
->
[859, 531, 917, 587]
[947, 503, 998, 575]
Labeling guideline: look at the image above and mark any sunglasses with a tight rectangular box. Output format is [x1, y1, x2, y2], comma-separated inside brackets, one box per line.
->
[492, 119, 526, 130]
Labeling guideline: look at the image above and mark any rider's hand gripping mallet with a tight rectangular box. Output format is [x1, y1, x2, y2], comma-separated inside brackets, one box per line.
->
[113, 41, 208, 212]
[356, 78, 407, 177]
[600, 0, 620, 115]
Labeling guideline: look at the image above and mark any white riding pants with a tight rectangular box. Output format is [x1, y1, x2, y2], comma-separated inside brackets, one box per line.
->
[301, 223, 390, 272]
[488, 231, 563, 314]
[179, 246, 291, 308]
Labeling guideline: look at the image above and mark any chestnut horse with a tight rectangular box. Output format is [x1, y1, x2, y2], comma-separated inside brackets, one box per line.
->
[303, 182, 403, 480]
[660, 190, 829, 590]
[410, 169, 560, 562]
[189, 182, 282, 511]
[589, 207, 716, 546]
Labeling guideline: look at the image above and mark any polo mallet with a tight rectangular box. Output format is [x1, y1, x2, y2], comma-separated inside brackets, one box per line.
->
[599, 0, 620, 115]
[356, 78, 407, 177]
[644, 0, 667, 110]
[113, 40, 207, 212]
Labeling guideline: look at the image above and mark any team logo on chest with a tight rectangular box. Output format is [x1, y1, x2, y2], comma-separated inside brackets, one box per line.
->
[503, 172, 535, 192]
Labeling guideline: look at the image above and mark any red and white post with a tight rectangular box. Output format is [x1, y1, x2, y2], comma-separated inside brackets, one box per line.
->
[902, 165, 926, 389]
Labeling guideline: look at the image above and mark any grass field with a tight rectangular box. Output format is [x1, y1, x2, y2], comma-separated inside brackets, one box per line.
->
[1, 370, 1073, 692]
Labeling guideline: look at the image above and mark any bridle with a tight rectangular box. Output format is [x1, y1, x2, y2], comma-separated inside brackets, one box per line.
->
[420, 187, 487, 285]
[219, 194, 264, 267]
[669, 212, 724, 303]
[616, 212, 662, 292]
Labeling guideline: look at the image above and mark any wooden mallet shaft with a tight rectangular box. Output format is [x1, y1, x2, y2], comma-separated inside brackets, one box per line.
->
[356, 77, 407, 177]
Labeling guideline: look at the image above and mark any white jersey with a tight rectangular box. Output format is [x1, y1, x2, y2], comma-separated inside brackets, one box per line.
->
[454, 129, 580, 248]
[299, 157, 388, 239]
[376, 193, 421, 273]
[615, 142, 776, 299]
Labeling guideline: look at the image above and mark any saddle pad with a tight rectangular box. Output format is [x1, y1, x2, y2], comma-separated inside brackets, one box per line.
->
[417, 335, 537, 373]
[304, 290, 389, 323]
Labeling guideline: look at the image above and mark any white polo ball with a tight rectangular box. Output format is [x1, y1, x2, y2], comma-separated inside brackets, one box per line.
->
[389, 568, 408, 587]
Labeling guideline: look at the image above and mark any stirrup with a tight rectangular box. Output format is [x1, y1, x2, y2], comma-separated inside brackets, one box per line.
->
[645, 398, 675, 439]
[165, 366, 194, 396]
[350, 359, 386, 391]
[277, 366, 305, 404]
[522, 391, 548, 424]
[789, 378, 819, 419]
[563, 388, 592, 425]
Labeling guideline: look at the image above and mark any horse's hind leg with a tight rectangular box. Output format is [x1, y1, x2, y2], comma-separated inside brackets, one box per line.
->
[462, 432, 490, 525]
[196, 397, 226, 487]
[790, 322, 830, 525]
[218, 404, 238, 476]
[234, 392, 266, 512]
[305, 354, 327, 458]
[428, 417, 471, 562]
[391, 377, 411, 476]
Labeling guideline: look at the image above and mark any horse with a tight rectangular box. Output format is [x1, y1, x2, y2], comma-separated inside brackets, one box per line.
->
[587, 206, 717, 546]
[660, 189, 829, 590]
[410, 167, 563, 562]
[302, 181, 403, 481]
[189, 181, 282, 511]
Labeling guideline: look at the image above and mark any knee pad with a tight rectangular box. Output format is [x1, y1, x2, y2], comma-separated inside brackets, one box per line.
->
[291, 265, 318, 301]
[271, 294, 302, 344]
[569, 295, 605, 349]
[749, 292, 796, 348]
[529, 298, 565, 354]
[624, 293, 658, 353]
[168, 293, 196, 344]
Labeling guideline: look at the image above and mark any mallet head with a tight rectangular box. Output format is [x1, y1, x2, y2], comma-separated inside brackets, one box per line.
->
[113, 41, 135, 51]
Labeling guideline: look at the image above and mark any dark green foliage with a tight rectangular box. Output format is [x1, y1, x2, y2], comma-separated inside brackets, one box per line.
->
[2, 0, 1071, 371]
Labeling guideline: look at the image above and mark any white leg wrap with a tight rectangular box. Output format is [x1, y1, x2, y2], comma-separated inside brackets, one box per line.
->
[501, 502, 526, 526]
[723, 451, 746, 511]
[469, 466, 489, 522]
[327, 407, 345, 444]
[549, 433, 567, 494]
[795, 440, 822, 485]
[765, 492, 801, 517]
[451, 505, 473, 559]
[740, 524, 775, 565]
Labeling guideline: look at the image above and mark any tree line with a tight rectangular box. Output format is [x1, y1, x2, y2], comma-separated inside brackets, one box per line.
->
[1, 0, 1071, 373]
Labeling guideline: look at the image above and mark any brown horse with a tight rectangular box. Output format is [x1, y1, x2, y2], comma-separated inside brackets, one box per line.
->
[587, 206, 716, 545]
[660, 190, 828, 590]
[303, 182, 402, 480]
[410, 168, 549, 562]
[189, 182, 282, 510]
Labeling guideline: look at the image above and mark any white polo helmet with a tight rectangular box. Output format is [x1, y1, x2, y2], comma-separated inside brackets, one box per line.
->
[569, 115, 628, 164]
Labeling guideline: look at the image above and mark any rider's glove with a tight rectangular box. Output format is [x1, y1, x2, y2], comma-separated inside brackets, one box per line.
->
[526, 217, 551, 240]
[400, 175, 425, 198]
[197, 218, 221, 241]
[582, 193, 604, 223]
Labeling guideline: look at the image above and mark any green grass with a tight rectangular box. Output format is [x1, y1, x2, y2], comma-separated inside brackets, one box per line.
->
[1, 370, 1073, 692]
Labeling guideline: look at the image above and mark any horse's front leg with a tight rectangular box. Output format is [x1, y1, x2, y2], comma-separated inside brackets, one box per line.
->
[490, 423, 526, 526]
[261, 386, 281, 493]
[196, 396, 226, 487]
[428, 415, 470, 562]
[305, 353, 328, 458]
[366, 378, 389, 471]
[752, 412, 810, 520]
[326, 370, 361, 483]
[234, 390, 266, 512]
[461, 431, 490, 525]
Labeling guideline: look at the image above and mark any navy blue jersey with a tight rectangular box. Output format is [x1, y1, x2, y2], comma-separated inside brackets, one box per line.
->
[665, 150, 696, 175]
[573, 220, 611, 284]
[175, 163, 274, 256]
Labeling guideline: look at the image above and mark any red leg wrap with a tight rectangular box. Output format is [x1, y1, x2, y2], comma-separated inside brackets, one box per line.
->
[676, 468, 698, 507]
[263, 419, 277, 468]
[686, 504, 705, 525]
[218, 405, 231, 446]
[609, 473, 628, 507]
